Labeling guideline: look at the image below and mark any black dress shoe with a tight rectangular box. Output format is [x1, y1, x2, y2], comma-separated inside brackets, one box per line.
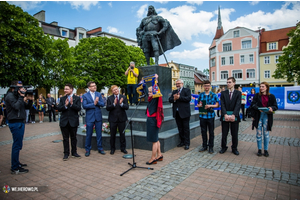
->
[121, 150, 128, 154]
[184, 145, 189, 150]
[85, 151, 90, 157]
[146, 160, 157, 165]
[219, 147, 228, 154]
[110, 150, 115, 155]
[177, 143, 184, 147]
[208, 148, 214, 154]
[199, 147, 207, 152]
[232, 150, 239, 155]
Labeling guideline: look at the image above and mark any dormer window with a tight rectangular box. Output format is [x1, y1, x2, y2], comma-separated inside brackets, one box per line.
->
[233, 30, 239, 38]
[60, 28, 69, 38]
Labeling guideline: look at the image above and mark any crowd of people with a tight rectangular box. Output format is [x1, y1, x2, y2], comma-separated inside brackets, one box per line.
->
[4, 61, 278, 174]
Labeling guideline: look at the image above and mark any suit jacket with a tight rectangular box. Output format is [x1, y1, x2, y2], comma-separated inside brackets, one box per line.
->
[250, 93, 278, 131]
[82, 91, 105, 123]
[106, 94, 129, 123]
[220, 89, 241, 122]
[46, 97, 55, 110]
[57, 95, 81, 127]
[169, 87, 191, 119]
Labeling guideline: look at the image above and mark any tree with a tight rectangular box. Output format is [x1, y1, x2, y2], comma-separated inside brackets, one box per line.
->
[39, 37, 77, 93]
[74, 37, 131, 90]
[273, 24, 300, 84]
[203, 68, 209, 77]
[0, 2, 48, 87]
[126, 45, 155, 67]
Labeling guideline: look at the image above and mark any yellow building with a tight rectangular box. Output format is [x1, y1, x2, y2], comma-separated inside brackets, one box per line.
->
[259, 27, 296, 86]
[159, 61, 180, 91]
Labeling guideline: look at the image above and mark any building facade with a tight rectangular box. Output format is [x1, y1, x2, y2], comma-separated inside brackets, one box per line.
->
[209, 8, 259, 88]
[259, 27, 296, 86]
[160, 61, 195, 93]
[194, 69, 209, 94]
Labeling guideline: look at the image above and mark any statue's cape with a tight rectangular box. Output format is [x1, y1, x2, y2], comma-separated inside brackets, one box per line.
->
[155, 19, 181, 57]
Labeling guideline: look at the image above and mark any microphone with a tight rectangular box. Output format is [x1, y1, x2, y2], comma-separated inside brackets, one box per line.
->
[139, 94, 146, 99]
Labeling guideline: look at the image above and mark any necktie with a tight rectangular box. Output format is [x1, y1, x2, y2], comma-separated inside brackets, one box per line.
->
[68, 95, 71, 102]
[116, 95, 119, 104]
[229, 92, 232, 100]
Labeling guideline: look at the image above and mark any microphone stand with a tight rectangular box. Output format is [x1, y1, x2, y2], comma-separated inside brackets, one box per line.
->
[120, 95, 154, 176]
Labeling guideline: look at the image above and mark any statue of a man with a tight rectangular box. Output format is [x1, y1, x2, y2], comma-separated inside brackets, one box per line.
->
[137, 5, 181, 65]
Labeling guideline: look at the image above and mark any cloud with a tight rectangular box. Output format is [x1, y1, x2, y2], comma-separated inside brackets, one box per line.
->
[108, 2, 112, 7]
[69, 1, 99, 10]
[137, 4, 148, 19]
[157, 1, 168, 4]
[187, 1, 204, 5]
[169, 42, 210, 59]
[249, 1, 259, 6]
[8, 1, 42, 11]
[107, 26, 124, 34]
[155, 2, 299, 42]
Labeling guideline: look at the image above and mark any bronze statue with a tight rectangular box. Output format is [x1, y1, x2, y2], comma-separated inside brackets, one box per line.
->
[137, 5, 181, 65]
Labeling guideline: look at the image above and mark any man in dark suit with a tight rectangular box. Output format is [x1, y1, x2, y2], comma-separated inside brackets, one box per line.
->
[57, 84, 81, 161]
[46, 93, 56, 122]
[82, 81, 105, 156]
[169, 79, 191, 150]
[106, 85, 129, 155]
[220, 77, 241, 155]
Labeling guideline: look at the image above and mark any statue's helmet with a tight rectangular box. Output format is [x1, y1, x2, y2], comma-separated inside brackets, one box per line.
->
[147, 5, 158, 16]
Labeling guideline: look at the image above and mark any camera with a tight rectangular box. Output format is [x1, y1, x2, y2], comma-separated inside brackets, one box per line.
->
[10, 85, 36, 96]
[130, 66, 134, 69]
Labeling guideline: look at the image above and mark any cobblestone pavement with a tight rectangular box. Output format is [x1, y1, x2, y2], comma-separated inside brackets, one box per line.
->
[107, 119, 300, 200]
[0, 113, 299, 200]
[239, 133, 300, 147]
[0, 132, 61, 146]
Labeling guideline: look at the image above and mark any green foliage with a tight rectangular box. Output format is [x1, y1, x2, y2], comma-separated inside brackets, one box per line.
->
[40, 37, 77, 90]
[0, 1, 47, 87]
[203, 68, 209, 76]
[74, 37, 131, 90]
[273, 25, 300, 84]
[126, 45, 154, 66]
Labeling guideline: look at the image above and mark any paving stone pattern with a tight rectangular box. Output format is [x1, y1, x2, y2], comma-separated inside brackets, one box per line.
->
[273, 125, 300, 129]
[107, 120, 300, 200]
[239, 133, 300, 147]
[273, 117, 300, 121]
[0, 132, 61, 146]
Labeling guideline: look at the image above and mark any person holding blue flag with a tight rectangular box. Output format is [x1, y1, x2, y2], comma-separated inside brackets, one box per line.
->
[197, 80, 219, 154]
[250, 82, 278, 157]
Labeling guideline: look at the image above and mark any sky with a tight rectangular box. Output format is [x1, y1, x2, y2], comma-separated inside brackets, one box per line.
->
[8, 1, 300, 72]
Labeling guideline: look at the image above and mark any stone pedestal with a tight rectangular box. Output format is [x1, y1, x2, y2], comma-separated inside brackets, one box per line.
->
[137, 65, 172, 103]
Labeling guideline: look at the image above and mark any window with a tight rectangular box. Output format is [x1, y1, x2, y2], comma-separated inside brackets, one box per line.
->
[223, 43, 232, 52]
[211, 58, 215, 67]
[212, 72, 215, 81]
[233, 70, 242, 79]
[229, 56, 234, 65]
[240, 55, 245, 64]
[221, 71, 228, 80]
[269, 42, 276, 50]
[210, 47, 216, 55]
[62, 30, 68, 37]
[221, 57, 225, 65]
[79, 33, 84, 39]
[275, 55, 280, 63]
[233, 30, 239, 38]
[264, 56, 270, 64]
[264, 70, 270, 78]
[249, 54, 254, 63]
[173, 71, 175, 76]
[242, 40, 251, 49]
[247, 69, 255, 78]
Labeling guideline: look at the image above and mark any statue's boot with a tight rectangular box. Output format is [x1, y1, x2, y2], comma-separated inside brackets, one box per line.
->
[145, 52, 150, 65]
[154, 51, 159, 65]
